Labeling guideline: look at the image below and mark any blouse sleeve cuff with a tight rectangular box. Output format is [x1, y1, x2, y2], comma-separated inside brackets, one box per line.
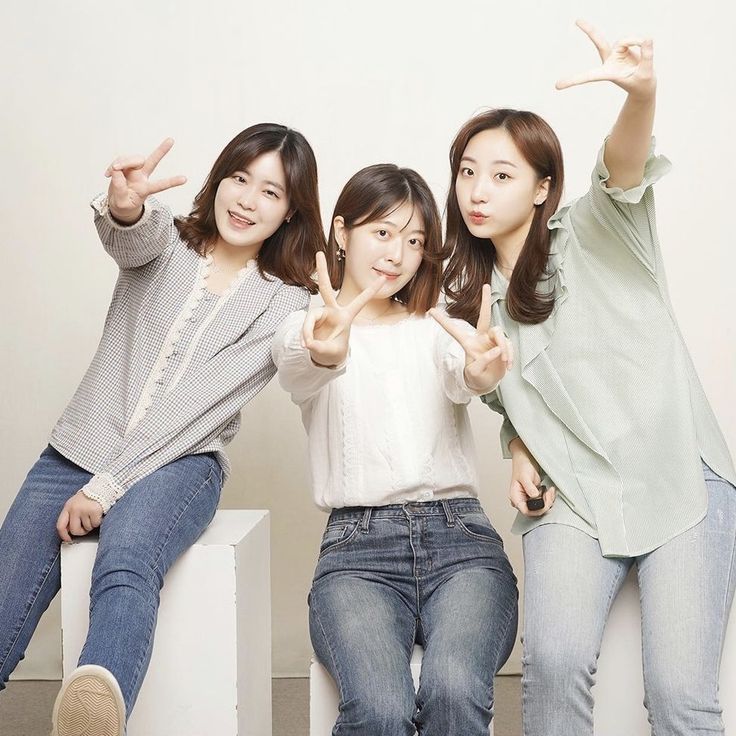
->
[80, 472, 125, 514]
[594, 136, 672, 205]
[90, 193, 156, 231]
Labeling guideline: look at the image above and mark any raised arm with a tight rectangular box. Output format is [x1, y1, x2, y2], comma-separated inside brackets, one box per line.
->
[95, 138, 188, 269]
[556, 20, 657, 190]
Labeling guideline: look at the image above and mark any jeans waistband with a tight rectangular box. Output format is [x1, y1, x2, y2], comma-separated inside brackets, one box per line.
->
[328, 497, 482, 527]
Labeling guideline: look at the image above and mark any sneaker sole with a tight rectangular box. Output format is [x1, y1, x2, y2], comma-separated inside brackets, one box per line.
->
[54, 671, 124, 736]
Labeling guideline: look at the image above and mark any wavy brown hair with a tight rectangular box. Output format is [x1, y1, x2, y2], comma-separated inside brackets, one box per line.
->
[443, 109, 564, 324]
[325, 164, 446, 314]
[175, 123, 324, 293]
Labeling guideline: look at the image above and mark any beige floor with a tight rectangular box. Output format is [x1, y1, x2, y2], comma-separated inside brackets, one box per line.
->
[0, 676, 521, 736]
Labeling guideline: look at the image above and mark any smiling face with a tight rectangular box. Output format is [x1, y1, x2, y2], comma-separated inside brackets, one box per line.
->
[455, 127, 549, 245]
[336, 200, 425, 302]
[213, 150, 291, 253]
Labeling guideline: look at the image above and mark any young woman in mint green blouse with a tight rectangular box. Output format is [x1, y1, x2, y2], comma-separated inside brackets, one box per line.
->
[438, 20, 736, 736]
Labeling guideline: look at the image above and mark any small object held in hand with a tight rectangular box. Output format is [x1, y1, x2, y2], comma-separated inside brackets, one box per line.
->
[526, 485, 547, 512]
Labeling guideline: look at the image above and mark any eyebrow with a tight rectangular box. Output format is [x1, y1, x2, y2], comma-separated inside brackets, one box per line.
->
[460, 157, 518, 168]
[377, 220, 425, 236]
[241, 169, 286, 192]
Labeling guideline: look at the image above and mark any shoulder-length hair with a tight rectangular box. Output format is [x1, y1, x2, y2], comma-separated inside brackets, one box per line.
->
[443, 109, 565, 324]
[325, 164, 445, 314]
[175, 123, 324, 293]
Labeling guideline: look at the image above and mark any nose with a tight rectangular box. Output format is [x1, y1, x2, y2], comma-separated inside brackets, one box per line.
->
[237, 185, 256, 211]
[384, 235, 404, 265]
[470, 179, 489, 205]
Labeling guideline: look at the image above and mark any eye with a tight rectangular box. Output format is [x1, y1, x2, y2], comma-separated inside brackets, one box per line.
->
[264, 189, 280, 199]
[377, 229, 389, 238]
[460, 167, 474, 177]
[495, 172, 511, 181]
[233, 174, 247, 184]
[408, 238, 424, 250]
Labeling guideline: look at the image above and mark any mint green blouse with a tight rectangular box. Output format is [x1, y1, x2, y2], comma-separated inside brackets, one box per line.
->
[484, 140, 736, 557]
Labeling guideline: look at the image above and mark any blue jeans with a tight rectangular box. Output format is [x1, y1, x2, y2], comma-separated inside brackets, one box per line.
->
[0, 446, 222, 716]
[309, 498, 518, 736]
[522, 463, 736, 736]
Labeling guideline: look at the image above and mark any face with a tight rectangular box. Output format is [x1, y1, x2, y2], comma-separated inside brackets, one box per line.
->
[336, 200, 425, 301]
[213, 150, 291, 251]
[455, 127, 549, 242]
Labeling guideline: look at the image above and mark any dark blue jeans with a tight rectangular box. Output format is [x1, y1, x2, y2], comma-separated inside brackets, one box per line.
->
[309, 498, 518, 736]
[0, 446, 222, 715]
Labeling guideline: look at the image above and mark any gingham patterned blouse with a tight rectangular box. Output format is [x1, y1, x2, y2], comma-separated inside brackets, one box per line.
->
[484, 140, 736, 557]
[49, 194, 309, 513]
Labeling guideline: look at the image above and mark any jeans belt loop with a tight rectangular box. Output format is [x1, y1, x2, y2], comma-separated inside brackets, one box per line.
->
[441, 500, 455, 527]
[361, 507, 372, 533]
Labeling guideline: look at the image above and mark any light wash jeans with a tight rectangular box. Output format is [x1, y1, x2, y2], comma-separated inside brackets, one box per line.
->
[0, 445, 222, 716]
[309, 498, 519, 736]
[522, 462, 736, 736]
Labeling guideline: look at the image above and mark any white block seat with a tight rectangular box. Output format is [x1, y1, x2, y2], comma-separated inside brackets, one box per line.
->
[310, 644, 494, 735]
[593, 568, 736, 735]
[60, 510, 272, 736]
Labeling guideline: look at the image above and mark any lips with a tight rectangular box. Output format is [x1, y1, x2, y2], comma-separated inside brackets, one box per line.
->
[469, 211, 488, 225]
[228, 210, 255, 229]
[372, 267, 400, 280]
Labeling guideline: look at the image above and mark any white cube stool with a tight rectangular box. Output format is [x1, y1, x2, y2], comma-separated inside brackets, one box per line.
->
[594, 567, 736, 734]
[60, 510, 271, 736]
[309, 645, 494, 735]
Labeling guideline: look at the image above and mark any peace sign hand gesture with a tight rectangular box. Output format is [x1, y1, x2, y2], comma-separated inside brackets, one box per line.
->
[302, 251, 387, 368]
[429, 284, 513, 394]
[556, 20, 655, 99]
[104, 138, 187, 224]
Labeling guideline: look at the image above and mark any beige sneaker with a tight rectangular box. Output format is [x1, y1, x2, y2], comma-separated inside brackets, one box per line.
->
[50, 665, 126, 736]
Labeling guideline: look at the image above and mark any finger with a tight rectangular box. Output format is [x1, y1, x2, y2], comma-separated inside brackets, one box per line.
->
[520, 477, 540, 499]
[640, 38, 654, 72]
[476, 283, 492, 333]
[56, 509, 72, 543]
[509, 481, 530, 512]
[555, 67, 611, 90]
[147, 175, 188, 195]
[575, 19, 611, 61]
[81, 514, 93, 533]
[428, 308, 473, 350]
[69, 513, 86, 537]
[109, 169, 130, 200]
[315, 251, 338, 307]
[107, 156, 146, 176]
[345, 275, 387, 320]
[468, 345, 503, 377]
[489, 326, 510, 364]
[301, 308, 325, 346]
[142, 137, 175, 175]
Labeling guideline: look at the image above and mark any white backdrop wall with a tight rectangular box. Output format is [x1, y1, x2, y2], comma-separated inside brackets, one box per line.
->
[1, 0, 734, 678]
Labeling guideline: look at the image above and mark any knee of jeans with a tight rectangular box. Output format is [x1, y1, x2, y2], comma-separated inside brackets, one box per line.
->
[89, 545, 162, 604]
[419, 666, 493, 715]
[523, 632, 599, 684]
[644, 668, 721, 729]
[340, 691, 415, 732]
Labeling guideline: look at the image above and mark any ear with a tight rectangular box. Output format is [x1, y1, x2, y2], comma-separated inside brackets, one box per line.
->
[285, 208, 296, 223]
[333, 216, 348, 250]
[534, 176, 551, 206]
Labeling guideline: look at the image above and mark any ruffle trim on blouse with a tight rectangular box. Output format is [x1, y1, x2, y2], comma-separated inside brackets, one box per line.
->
[81, 472, 124, 514]
[90, 193, 156, 231]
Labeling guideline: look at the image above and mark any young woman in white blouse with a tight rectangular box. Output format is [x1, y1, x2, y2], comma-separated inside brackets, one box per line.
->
[272, 164, 518, 735]
[0, 125, 325, 736]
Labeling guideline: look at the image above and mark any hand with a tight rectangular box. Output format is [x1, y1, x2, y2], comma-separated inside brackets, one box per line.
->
[509, 441, 556, 517]
[56, 491, 104, 542]
[302, 251, 387, 367]
[556, 19, 655, 100]
[104, 138, 187, 224]
[429, 284, 513, 394]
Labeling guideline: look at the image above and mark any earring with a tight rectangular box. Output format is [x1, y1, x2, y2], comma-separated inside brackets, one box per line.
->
[336, 247, 346, 261]
[285, 215, 292, 223]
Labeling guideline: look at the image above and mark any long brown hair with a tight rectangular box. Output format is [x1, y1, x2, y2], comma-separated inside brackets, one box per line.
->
[325, 164, 445, 314]
[443, 109, 564, 324]
[175, 123, 324, 293]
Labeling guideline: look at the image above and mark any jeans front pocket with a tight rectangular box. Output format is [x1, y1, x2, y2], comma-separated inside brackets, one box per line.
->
[318, 520, 360, 558]
[455, 510, 504, 546]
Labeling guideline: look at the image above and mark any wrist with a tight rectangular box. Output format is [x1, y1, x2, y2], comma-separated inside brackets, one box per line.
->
[109, 205, 145, 226]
